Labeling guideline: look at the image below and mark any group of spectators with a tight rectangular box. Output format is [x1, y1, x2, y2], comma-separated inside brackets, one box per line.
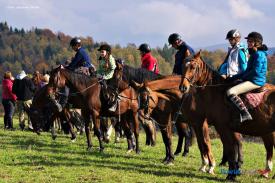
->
[1, 70, 49, 130]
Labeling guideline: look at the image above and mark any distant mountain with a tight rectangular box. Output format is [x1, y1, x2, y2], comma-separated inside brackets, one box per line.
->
[197, 43, 275, 55]
[197, 43, 227, 52]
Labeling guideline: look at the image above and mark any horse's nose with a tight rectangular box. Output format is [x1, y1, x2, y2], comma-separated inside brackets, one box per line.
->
[179, 85, 187, 92]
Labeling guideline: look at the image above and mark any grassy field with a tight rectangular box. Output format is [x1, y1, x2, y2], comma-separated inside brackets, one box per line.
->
[0, 118, 273, 183]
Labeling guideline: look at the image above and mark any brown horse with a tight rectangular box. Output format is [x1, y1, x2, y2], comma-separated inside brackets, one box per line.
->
[135, 75, 275, 178]
[179, 51, 275, 180]
[47, 65, 141, 153]
[112, 62, 194, 164]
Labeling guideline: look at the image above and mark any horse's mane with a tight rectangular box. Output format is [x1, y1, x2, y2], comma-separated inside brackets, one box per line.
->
[62, 68, 97, 87]
[196, 56, 225, 86]
[122, 64, 163, 83]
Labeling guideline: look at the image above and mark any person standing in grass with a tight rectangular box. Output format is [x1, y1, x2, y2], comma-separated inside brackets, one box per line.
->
[1, 71, 17, 130]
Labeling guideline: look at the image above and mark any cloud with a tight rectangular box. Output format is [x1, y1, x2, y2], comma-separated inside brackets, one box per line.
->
[228, 0, 264, 19]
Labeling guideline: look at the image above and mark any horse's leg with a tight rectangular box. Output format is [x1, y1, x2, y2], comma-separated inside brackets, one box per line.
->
[121, 117, 134, 153]
[219, 129, 239, 181]
[174, 121, 184, 155]
[83, 110, 93, 151]
[235, 133, 243, 169]
[158, 113, 174, 165]
[202, 121, 216, 174]
[132, 112, 140, 154]
[260, 133, 274, 178]
[93, 113, 104, 152]
[193, 124, 209, 173]
[183, 124, 192, 157]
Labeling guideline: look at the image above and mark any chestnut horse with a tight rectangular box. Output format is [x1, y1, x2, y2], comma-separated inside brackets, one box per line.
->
[47, 65, 141, 153]
[180, 51, 275, 180]
[112, 62, 194, 164]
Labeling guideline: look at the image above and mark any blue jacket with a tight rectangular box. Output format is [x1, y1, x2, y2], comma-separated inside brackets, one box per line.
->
[67, 47, 92, 70]
[219, 43, 248, 76]
[173, 42, 195, 75]
[232, 50, 267, 86]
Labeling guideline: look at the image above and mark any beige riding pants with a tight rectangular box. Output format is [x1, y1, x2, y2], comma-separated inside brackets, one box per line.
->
[226, 81, 261, 96]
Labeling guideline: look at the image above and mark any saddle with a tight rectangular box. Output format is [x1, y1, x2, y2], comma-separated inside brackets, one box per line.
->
[241, 86, 269, 109]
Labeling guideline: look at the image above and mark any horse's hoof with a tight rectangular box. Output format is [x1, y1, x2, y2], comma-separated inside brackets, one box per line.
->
[199, 166, 207, 173]
[258, 169, 270, 178]
[166, 159, 174, 166]
[87, 146, 93, 152]
[219, 162, 227, 166]
[174, 150, 181, 156]
[71, 138, 76, 143]
[126, 149, 133, 154]
[99, 148, 104, 153]
[208, 168, 215, 175]
[136, 149, 141, 154]
[151, 142, 156, 147]
[226, 175, 237, 182]
[182, 151, 188, 157]
[52, 136, 57, 140]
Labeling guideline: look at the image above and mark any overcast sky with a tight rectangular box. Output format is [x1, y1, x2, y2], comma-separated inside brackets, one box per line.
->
[1, 0, 274, 48]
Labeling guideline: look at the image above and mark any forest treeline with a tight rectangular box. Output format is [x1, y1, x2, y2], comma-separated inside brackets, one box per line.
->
[0, 21, 275, 83]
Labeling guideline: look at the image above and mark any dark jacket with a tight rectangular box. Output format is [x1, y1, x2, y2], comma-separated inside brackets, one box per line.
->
[173, 42, 195, 75]
[67, 47, 92, 70]
[12, 76, 35, 101]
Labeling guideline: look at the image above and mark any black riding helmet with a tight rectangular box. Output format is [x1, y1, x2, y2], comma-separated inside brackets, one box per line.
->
[226, 29, 241, 39]
[168, 33, 181, 45]
[245, 32, 263, 45]
[138, 43, 151, 53]
[98, 44, 112, 53]
[70, 37, 81, 47]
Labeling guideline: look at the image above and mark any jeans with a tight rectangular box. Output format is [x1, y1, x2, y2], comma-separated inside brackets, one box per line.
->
[2, 99, 15, 128]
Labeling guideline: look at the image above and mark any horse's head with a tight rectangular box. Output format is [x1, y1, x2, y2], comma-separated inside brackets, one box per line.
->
[133, 81, 170, 117]
[48, 65, 66, 89]
[180, 51, 203, 94]
[109, 60, 129, 91]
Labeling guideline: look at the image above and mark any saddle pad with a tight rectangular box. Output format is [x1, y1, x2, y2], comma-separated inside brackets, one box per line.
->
[242, 90, 268, 109]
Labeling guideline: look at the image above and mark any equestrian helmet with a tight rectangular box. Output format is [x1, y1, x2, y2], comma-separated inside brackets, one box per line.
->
[245, 31, 263, 45]
[168, 33, 181, 45]
[98, 44, 112, 53]
[70, 37, 81, 46]
[226, 29, 241, 39]
[138, 43, 151, 53]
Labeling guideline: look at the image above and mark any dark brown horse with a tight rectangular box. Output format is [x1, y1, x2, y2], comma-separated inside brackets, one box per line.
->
[27, 85, 77, 141]
[180, 51, 275, 180]
[47, 66, 141, 153]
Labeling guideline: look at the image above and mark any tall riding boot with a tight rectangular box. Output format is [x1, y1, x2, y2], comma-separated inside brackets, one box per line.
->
[229, 94, 253, 123]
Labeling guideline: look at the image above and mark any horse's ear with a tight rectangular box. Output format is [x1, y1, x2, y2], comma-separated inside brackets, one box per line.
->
[131, 81, 143, 90]
[60, 65, 64, 69]
[194, 50, 201, 58]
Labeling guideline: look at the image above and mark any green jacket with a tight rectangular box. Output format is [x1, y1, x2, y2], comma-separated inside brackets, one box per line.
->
[97, 55, 116, 80]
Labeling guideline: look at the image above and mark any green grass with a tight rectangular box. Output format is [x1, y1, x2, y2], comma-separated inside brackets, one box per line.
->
[0, 118, 273, 183]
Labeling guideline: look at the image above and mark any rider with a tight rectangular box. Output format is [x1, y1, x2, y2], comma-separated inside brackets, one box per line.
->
[67, 37, 95, 74]
[138, 43, 159, 74]
[168, 33, 195, 75]
[97, 43, 117, 111]
[50, 38, 95, 112]
[219, 29, 248, 78]
[226, 32, 268, 123]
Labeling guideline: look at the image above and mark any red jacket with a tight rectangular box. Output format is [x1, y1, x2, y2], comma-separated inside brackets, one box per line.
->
[2, 79, 17, 101]
[141, 53, 159, 74]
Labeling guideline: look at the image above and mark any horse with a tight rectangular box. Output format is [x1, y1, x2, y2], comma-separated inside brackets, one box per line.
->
[112, 62, 194, 163]
[47, 65, 142, 153]
[179, 51, 275, 180]
[27, 85, 78, 141]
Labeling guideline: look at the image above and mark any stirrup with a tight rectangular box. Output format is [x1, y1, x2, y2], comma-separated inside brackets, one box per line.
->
[240, 113, 253, 123]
